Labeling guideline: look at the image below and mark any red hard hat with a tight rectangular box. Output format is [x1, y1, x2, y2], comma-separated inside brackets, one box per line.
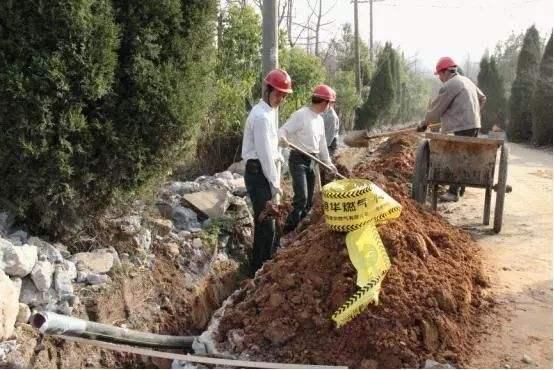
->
[435, 57, 457, 75]
[312, 84, 336, 102]
[264, 69, 293, 93]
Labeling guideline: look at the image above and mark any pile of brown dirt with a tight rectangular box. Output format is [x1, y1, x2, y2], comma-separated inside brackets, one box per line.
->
[214, 135, 492, 368]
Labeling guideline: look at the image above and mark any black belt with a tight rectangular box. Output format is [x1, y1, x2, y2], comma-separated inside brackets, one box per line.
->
[290, 149, 316, 162]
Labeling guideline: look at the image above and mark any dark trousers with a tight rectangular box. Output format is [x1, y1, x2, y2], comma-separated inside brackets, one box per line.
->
[284, 150, 315, 233]
[448, 128, 480, 196]
[321, 138, 338, 186]
[244, 159, 276, 275]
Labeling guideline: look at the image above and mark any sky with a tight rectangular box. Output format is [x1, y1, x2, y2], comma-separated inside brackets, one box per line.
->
[291, 0, 553, 73]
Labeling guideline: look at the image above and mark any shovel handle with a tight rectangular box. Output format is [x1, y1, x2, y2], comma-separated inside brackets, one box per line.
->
[285, 141, 347, 180]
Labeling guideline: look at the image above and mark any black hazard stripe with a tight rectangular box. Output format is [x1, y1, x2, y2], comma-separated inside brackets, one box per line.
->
[331, 269, 388, 323]
[328, 220, 372, 232]
[323, 183, 373, 199]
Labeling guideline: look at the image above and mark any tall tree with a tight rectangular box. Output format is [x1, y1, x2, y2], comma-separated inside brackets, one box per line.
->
[531, 33, 553, 145]
[478, 56, 507, 132]
[508, 25, 541, 142]
[355, 43, 394, 129]
[494, 31, 525, 96]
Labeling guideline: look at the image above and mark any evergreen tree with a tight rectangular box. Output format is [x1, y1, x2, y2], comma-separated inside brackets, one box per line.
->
[508, 25, 541, 142]
[531, 33, 553, 145]
[486, 57, 508, 130]
[355, 43, 395, 129]
[478, 55, 508, 132]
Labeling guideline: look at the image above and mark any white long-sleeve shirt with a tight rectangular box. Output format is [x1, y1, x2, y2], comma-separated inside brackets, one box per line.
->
[278, 106, 332, 165]
[241, 100, 281, 190]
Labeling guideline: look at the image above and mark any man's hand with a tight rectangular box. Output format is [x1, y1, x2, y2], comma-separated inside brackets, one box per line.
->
[327, 163, 338, 174]
[278, 136, 289, 148]
[416, 121, 428, 132]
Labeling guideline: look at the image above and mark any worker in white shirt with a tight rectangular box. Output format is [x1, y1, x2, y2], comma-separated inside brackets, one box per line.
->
[279, 84, 338, 234]
[241, 68, 292, 275]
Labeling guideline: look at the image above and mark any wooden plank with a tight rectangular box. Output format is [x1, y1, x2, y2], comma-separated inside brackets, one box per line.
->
[181, 190, 230, 219]
[424, 132, 504, 146]
[52, 335, 346, 369]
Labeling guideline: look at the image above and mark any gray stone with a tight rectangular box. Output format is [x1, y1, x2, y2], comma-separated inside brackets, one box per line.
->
[1, 243, 37, 277]
[54, 243, 71, 259]
[169, 181, 201, 195]
[31, 260, 53, 291]
[156, 200, 174, 219]
[71, 251, 114, 274]
[95, 248, 121, 268]
[226, 161, 245, 176]
[0, 270, 19, 340]
[86, 273, 110, 285]
[172, 206, 201, 231]
[110, 215, 142, 236]
[16, 303, 31, 324]
[132, 229, 152, 251]
[150, 218, 173, 236]
[424, 359, 455, 369]
[8, 230, 28, 246]
[177, 230, 192, 239]
[192, 238, 203, 249]
[19, 277, 50, 307]
[215, 171, 235, 181]
[0, 212, 14, 236]
[28, 236, 64, 263]
[60, 259, 77, 281]
[76, 270, 89, 283]
[0, 340, 17, 365]
[54, 265, 74, 298]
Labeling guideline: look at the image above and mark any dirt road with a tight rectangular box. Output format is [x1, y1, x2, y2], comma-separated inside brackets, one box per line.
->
[438, 143, 553, 368]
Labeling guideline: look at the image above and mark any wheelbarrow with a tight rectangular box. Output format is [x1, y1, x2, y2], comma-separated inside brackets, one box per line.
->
[411, 133, 512, 233]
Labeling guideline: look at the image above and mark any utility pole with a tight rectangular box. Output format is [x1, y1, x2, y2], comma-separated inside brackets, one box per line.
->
[369, 0, 373, 62]
[353, 0, 361, 95]
[262, 0, 278, 83]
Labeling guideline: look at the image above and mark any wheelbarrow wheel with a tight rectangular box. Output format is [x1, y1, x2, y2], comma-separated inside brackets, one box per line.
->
[412, 140, 430, 204]
[493, 143, 509, 233]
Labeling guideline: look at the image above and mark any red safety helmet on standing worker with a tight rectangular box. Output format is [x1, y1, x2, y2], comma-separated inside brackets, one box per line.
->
[434, 57, 457, 75]
[312, 84, 336, 102]
[264, 69, 293, 94]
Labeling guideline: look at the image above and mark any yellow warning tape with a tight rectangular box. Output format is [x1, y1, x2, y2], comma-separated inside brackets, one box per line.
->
[322, 179, 401, 328]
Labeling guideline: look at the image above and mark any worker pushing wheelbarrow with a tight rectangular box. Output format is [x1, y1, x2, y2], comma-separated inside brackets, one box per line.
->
[411, 56, 511, 233]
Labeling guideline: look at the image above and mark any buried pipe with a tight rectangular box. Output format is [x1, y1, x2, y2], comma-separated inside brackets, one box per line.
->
[31, 311, 195, 349]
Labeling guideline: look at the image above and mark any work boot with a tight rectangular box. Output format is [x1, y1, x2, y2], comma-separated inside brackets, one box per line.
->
[439, 192, 459, 202]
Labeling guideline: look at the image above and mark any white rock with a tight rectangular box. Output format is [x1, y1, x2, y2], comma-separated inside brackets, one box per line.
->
[192, 238, 203, 249]
[0, 270, 19, 340]
[31, 260, 53, 291]
[522, 354, 533, 364]
[132, 229, 152, 251]
[1, 243, 37, 277]
[215, 171, 235, 181]
[28, 237, 64, 263]
[227, 161, 245, 176]
[60, 259, 77, 281]
[71, 251, 114, 274]
[54, 265, 74, 298]
[169, 181, 201, 195]
[86, 273, 110, 285]
[110, 215, 142, 236]
[16, 303, 31, 324]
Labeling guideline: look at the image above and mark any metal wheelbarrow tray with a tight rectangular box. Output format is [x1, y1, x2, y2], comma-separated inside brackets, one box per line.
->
[411, 133, 511, 233]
